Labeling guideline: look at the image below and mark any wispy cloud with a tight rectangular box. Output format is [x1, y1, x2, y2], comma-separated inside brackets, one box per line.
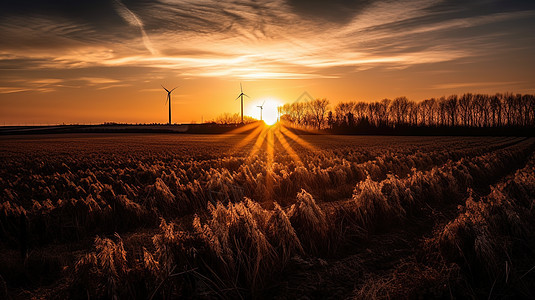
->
[113, 0, 159, 55]
[0, 87, 32, 94]
[1, 0, 534, 83]
[431, 81, 523, 90]
[78, 77, 120, 85]
[0, 76, 125, 94]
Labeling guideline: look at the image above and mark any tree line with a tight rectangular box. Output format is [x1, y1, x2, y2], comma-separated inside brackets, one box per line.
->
[278, 93, 535, 132]
[213, 113, 256, 124]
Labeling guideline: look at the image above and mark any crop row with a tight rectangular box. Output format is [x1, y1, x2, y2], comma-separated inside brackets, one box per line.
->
[0, 138, 524, 249]
[61, 138, 534, 298]
[431, 152, 535, 296]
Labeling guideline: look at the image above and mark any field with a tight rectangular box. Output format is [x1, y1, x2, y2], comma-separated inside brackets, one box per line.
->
[1, 130, 535, 299]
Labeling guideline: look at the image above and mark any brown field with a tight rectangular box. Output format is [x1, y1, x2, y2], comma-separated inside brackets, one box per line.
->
[1, 132, 534, 299]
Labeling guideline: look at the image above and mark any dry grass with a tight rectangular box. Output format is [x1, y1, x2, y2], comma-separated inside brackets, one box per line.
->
[0, 136, 533, 298]
[352, 260, 463, 300]
[70, 234, 128, 299]
[288, 189, 330, 253]
[437, 154, 535, 295]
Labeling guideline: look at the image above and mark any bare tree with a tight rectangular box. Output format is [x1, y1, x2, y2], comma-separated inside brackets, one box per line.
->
[308, 98, 330, 129]
[419, 99, 435, 126]
[335, 102, 354, 126]
[353, 102, 368, 120]
[390, 97, 409, 126]
[444, 95, 458, 126]
[458, 94, 472, 126]
[279, 93, 534, 130]
[378, 99, 391, 126]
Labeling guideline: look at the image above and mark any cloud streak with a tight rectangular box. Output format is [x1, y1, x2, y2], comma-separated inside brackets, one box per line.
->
[0, 0, 534, 84]
[431, 81, 523, 90]
[114, 0, 159, 55]
[0, 76, 126, 94]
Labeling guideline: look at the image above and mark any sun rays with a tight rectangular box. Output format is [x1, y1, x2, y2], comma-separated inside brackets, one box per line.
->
[229, 121, 317, 202]
[224, 121, 317, 170]
[218, 121, 320, 201]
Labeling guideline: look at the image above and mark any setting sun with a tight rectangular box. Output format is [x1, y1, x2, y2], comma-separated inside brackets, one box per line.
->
[248, 98, 281, 125]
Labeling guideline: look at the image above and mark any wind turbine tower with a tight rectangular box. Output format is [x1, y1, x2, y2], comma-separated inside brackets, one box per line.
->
[161, 85, 177, 125]
[235, 82, 249, 124]
[257, 101, 265, 121]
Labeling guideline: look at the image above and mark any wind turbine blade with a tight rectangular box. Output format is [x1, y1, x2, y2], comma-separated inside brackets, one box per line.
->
[170, 86, 179, 92]
[244, 94, 250, 98]
[240, 82, 243, 93]
[235, 94, 241, 100]
[161, 85, 170, 93]
[262, 101, 265, 106]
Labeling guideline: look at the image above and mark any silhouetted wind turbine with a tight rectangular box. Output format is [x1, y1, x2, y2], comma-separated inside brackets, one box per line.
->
[257, 101, 265, 121]
[235, 82, 249, 124]
[161, 85, 178, 125]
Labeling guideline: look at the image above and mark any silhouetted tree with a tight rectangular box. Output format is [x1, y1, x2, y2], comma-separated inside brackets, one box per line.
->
[459, 94, 472, 126]
[327, 111, 335, 128]
[214, 113, 255, 124]
[335, 102, 354, 126]
[308, 98, 330, 129]
[279, 93, 534, 132]
[390, 97, 409, 126]
[445, 95, 458, 126]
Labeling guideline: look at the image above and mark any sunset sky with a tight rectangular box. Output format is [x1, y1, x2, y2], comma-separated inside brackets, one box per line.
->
[1, 0, 534, 125]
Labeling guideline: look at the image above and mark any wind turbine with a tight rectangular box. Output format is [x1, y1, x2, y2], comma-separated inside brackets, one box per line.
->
[161, 85, 178, 125]
[235, 82, 249, 124]
[257, 101, 265, 121]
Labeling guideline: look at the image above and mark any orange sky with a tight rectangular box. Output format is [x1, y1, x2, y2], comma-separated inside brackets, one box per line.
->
[1, 0, 534, 125]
